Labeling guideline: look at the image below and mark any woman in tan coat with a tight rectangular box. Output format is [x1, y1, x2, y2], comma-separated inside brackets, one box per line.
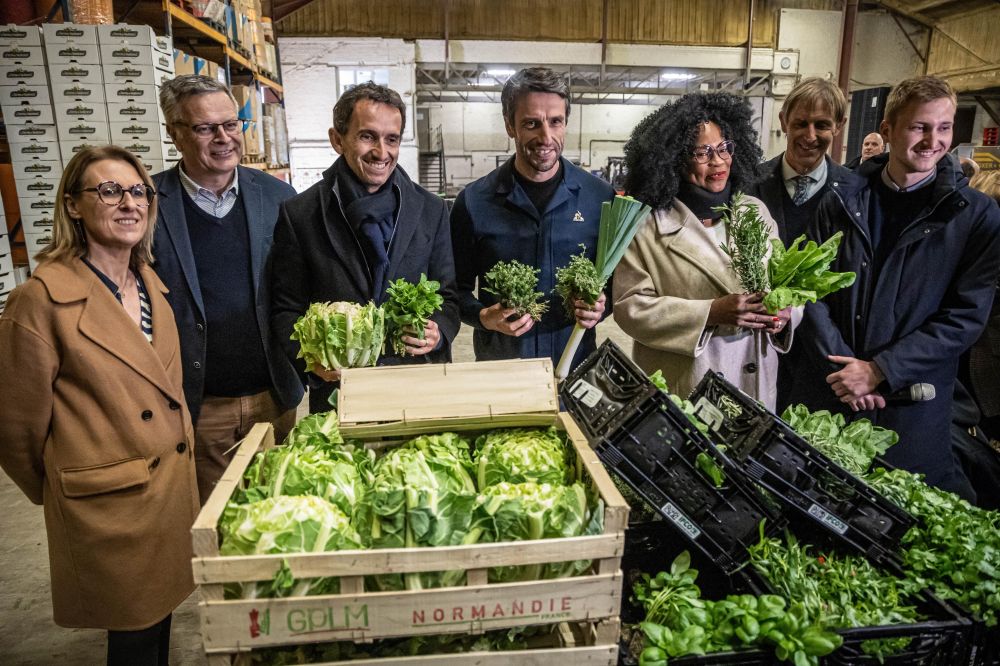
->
[0, 146, 199, 664]
[613, 92, 796, 409]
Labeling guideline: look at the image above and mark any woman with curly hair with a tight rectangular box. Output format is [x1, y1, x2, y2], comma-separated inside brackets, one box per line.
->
[612, 91, 797, 408]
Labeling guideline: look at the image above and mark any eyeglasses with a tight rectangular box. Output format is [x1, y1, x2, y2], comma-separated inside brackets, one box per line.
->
[181, 119, 248, 138]
[77, 181, 156, 207]
[691, 140, 736, 164]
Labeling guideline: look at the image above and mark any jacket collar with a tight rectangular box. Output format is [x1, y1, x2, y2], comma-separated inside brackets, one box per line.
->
[493, 156, 581, 220]
[33, 259, 183, 403]
[653, 198, 741, 294]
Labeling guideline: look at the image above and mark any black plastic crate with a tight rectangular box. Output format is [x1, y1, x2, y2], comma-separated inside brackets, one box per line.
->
[689, 370, 914, 567]
[560, 339, 659, 443]
[968, 622, 1000, 666]
[595, 392, 784, 574]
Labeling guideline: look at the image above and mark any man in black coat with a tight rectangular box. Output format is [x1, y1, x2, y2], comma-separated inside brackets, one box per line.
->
[270, 82, 460, 413]
[747, 77, 851, 245]
[792, 76, 1000, 496]
[152, 75, 302, 503]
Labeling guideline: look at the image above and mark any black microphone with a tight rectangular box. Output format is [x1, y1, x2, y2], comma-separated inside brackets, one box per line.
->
[885, 383, 936, 403]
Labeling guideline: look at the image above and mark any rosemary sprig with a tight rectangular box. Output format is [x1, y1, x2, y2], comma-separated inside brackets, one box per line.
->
[717, 191, 770, 294]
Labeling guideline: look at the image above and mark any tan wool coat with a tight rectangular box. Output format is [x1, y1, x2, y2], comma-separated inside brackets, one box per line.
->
[0, 259, 200, 631]
[613, 196, 798, 410]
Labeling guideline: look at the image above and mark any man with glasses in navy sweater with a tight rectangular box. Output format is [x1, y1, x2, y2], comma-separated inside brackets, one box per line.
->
[152, 75, 302, 504]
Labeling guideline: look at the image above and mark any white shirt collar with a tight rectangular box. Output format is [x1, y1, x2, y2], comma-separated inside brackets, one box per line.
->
[880, 166, 936, 193]
[781, 154, 827, 184]
[178, 162, 239, 199]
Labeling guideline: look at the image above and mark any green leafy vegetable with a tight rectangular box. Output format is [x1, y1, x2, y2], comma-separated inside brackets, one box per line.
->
[554, 245, 604, 317]
[763, 232, 856, 314]
[281, 410, 344, 449]
[474, 481, 602, 581]
[369, 433, 480, 590]
[383, 274, 444, 356]
[748, 527, 919, 658]
[474, 427, 570, 488]
[220, 495, 363, 598]
[635, 551, 841, 665]
[863, 467, 1000, 626]
[291, 301, 385, 372]
[781, 404, 897, 475]
[717, 192, 771, 294]
[649, 370, 710, 435]
[482, 259, 547, 320]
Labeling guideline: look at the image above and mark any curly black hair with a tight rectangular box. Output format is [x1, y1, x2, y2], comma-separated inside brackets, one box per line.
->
[623, 91, 763, 210]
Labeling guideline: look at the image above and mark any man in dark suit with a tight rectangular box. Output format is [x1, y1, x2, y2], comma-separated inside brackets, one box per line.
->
[747, 78, 853, 411]
[748, 77, 851, 244]
[269, 82, 460, 413]
[152, 75, 302, 503]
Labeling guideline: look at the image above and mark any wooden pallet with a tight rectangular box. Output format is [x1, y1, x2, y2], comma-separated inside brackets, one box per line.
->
[192, 394, 628, 664]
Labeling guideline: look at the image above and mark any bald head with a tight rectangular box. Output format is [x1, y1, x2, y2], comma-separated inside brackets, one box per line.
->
[861, 132, 884, 162]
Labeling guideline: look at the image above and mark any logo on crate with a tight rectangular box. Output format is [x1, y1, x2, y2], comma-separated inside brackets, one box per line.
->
[68, 104, 94, 116]
[13, 108, 40, 118]
[20, 145, 48, 154]
[112, 48, 140, 59]
[30, 199, 55, 210]
[807, 503, 849, 535]
[110, 28, 140, 38]
[157, 55, 171, 68]
[248, 608, 270, 638]
[55, 28, 85, 37]
[58, 47, 87, 57]
[62, 86, 91, 97]
[661, 502, 702, 539]
[411, 595, 574, 627]
[10, 87, 38, 99]
[25, 164, 53, 173]
[117, 86, 145, 98]
[2, 48, 29, 59]
[114, 67, 141, 77]
[126, 143, 150, 154]
[68, 125, 97, 135]
[16, 126, 45, 137]
[27, 182, 55, 192]
[122, 123, 148, 135]
[281, 604, 369, 637]
[119, 105, 146, 116]
[0, 29, 28, 39]
[60, 67, 91, 77]
[6, 68, 33, 79]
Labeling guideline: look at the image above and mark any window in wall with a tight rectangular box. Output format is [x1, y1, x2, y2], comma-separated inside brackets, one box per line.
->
[339, 68, 390, 96]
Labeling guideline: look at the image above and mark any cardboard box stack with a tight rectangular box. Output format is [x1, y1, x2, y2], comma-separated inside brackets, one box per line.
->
[0, 207, 14, 314]
[45, 24, 107, 168]
[231, 83, 264, 158]
[97, 24, 178, 176]
[1, 25, 58, 269]
[262, 102, 287, 165]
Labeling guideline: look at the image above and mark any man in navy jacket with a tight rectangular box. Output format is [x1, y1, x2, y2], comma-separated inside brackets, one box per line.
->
[793, 76, 1000, 496]
[152, 75, 302, 503]
[451, 67, 615, 369]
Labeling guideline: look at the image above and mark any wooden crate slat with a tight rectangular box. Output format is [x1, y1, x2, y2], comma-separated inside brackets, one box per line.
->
[193, 533, 624, 584]
[201, 572, 622, 650]
[311, 645, 619, 665]
[339, 413, 559, 440]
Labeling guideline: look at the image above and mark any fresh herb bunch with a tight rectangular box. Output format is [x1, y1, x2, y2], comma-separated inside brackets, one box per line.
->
[764, 232, 856, 314]
[782, 404, 898, 475]
[649, 370, 710, 435]
[635, 551, 841, 666]
[717, 191, 771, 294]
[864, 467, 1000, 626]
[383, 274, 444, 356]
[482, 259, 548, 321]
[554, 245, 604, 317]
[748, 527, 920, 659]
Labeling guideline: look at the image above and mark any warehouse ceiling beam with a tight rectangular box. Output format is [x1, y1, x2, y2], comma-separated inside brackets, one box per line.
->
[875, 0, 935, 28]
[973, 95, 1000, 128]
[272, 0, 315, 23]
[907, 0, 960, 11]
[889, 13, 927, 63]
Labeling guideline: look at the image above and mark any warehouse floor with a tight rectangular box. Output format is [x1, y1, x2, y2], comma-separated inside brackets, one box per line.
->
[0, 319, 632, 664]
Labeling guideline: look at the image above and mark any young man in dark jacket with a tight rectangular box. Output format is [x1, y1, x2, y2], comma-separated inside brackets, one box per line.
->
[793, 76, 1000, 496]
[269, 82, 460, 412]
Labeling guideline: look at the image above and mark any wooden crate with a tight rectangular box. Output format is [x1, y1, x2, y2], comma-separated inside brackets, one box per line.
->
[192, 360, 629, 664]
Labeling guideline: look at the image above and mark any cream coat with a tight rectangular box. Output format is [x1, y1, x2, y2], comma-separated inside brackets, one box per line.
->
[0, 259, 199, 630]
[612, 196, 798, 409]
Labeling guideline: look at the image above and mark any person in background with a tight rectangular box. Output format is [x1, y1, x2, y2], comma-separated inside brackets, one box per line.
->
[270, 81, 460, 413]
[613, 92, 796, 409]
[450, 67, 615, 370]
[960, 156, 981, 181]
[845, 132, 885, 169]
[153, 75, 302, 504]
[747, 78, 853, 411]
[0, 146, 199, 665]
[794, 76, 1000, 498]
[747, 77, 851, 244]
[964, 169, 1000, 441]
